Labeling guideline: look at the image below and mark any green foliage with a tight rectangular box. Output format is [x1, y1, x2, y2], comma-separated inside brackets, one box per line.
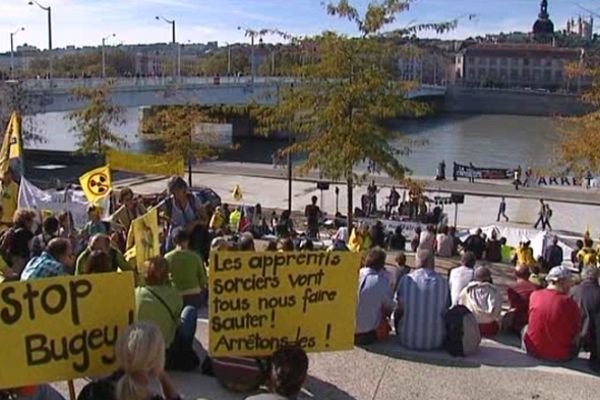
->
[142, 106, 221, 166]
[67, 81, 126, 154]
[257, 0, 451, 225]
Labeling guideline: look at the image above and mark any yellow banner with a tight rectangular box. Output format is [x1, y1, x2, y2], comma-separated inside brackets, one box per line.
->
[79, 165, 112, 204]
[208, 251, 360, 357]
[0, 272, 135, 389]
[107, 149, 184, 177]
[0, 111, 23, 174]
[132, 208, 160, 272]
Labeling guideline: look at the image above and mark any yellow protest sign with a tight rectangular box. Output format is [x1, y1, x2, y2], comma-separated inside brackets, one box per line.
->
[0, 111, 23, 175]
[132, 208, 160, 272]
[79, 165, 112, 204]
[107, 149, 184, 177]
[209, 251, 360, 357]
[0, 272, 135, 389]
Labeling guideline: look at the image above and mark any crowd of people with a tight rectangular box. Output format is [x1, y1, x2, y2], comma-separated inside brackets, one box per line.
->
[3, 165, 600, 399]
[355, 233, 600, 371]
[0, 174, 315, 400]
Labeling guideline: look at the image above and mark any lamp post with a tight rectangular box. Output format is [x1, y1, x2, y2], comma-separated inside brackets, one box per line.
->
[10, 27, 25, 79]
[224, 42, 232, 76]
[155, 16, 177, 79]
[28, 0, 52, 80]
[237, 26, 258, 85]
[101, 33, 115, 79]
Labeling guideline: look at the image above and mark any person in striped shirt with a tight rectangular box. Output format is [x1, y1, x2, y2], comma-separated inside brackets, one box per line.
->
[394, 249, 450, 350]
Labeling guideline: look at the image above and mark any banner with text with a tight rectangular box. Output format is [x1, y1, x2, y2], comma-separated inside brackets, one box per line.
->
[0, 272, 135, 389]
[208, 251, 360, 357]
[453, 162, 513, 180]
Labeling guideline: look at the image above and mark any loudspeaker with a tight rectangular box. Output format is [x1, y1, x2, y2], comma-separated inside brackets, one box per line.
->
[450, 193, 465, 204]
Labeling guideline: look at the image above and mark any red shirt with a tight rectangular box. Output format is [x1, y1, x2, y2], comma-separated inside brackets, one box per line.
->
[524, 289, 581, 361]
[507, 279, 538, 331]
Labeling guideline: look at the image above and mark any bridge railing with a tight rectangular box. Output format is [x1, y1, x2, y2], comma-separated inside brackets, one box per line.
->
[20, 76, 299, 91]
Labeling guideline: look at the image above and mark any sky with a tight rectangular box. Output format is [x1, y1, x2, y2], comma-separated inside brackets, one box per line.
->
[1, 0, 600, 52]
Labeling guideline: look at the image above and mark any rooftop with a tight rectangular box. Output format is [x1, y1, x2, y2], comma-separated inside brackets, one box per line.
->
[462, 43, 582, 58]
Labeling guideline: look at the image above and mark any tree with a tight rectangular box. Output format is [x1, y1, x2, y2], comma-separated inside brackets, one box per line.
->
[142, 106, 220, 186]
[67, 81, 126, 154]
[260, 0, 455, 228]
[556, 60, 598, 175]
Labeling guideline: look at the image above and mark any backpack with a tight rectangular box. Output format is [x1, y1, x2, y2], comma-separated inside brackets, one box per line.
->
[211, 356, 270, 393]
[444, 305, 481, 357]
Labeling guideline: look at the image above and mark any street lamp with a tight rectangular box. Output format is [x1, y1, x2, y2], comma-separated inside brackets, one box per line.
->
[224, 42, 232, 76]
[237, 26, 258, 85]
[28, 0, 52, 80]
[101, 33, 116, 79]
[155, 15, 178, 79]
[10, 27, 25, 79]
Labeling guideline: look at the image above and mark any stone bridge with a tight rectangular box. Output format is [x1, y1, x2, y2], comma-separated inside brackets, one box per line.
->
[3, 77, 447, 114]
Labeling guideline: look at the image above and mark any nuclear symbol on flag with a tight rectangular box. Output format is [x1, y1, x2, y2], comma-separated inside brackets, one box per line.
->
[87, 172, 110, 196]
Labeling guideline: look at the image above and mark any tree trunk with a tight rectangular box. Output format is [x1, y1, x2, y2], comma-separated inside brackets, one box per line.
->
[346, 176, 353, 231]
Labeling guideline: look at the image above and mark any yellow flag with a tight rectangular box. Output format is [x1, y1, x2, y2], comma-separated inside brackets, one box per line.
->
[132, 208, 160, 273]
[106, 149, 184, 177]
[0, 112, 23, 174]
[232, 184, 243, 201]
[79, 165, 112, 203]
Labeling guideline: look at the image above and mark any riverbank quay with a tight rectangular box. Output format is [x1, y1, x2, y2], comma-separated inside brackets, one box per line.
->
[116, 161, 600, 240]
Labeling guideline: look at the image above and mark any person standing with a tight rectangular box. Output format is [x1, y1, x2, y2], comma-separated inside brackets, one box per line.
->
[367, 180, 378, 215]
[533, 199, 546, 230]
[304, 196, 321, 239]
[523, 266, 581, 361]
[468, 162, 476, 183]
[543, 204, 553, 231]
[385, 187, 400, 216]
[436, 160, 446, 181]
[497, 197, 509, 222]
[543, 236, 563, 269]
[514, 167, 521, 191]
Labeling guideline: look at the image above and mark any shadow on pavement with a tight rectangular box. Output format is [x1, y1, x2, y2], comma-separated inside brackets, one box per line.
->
[361, 334, 600, 378]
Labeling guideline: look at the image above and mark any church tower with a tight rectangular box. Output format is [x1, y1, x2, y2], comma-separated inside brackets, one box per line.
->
[533, 0, 555, 43]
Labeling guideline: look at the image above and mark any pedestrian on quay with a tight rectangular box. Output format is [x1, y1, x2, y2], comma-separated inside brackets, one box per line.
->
[543, 203, 553, 231]
[533, 199, 546, 230]
[468, 162, 476, 183]
[514, 167, 522, 191]
[497, 197, 509, 222]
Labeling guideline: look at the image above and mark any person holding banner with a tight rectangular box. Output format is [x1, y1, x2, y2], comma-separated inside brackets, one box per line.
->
[0, 168, 19, 227]
[111, 187, 147, 234]
[163, 177, 205, 254]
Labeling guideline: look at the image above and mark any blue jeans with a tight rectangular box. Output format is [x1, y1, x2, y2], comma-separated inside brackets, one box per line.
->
[177, 305, 198, 346]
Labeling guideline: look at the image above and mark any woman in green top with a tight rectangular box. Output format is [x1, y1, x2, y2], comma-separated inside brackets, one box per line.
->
[164, 227, 207, 308]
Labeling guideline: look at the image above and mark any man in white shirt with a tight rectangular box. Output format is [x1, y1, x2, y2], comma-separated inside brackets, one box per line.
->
[355, 247, 395, 345]
[436, 225, 454, 257]
[449, 251, 476, 306]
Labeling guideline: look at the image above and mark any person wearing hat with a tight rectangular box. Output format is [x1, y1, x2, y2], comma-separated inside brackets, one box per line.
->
[523, 265, 582, 361]
[570, 266, 600, 371]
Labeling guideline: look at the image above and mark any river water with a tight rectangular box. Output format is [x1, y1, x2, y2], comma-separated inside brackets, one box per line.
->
[26, 109, 560, 177]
